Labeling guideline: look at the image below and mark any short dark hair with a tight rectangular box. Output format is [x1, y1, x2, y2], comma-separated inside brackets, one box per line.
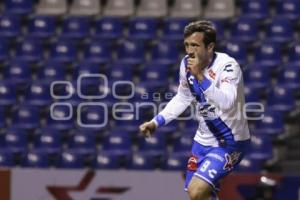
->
[183, 20, 216, 47]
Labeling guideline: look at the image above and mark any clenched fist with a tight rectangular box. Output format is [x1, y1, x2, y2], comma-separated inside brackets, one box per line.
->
[139, 121, 157, 138]
[187, 53, 205, 81]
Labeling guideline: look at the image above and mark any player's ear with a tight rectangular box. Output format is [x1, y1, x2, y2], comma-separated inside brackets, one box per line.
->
[208, 42, 215, 53]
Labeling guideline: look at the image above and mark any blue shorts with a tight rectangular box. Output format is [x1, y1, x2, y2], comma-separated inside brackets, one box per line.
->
[184, 139, 250, 191]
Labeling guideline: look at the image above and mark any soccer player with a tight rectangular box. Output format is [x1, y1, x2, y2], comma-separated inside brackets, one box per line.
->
[139, 20, 251, 200]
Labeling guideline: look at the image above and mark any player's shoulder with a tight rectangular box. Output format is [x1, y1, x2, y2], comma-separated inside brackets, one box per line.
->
[179, 55, 189, 72]
[215, 52, 238, 66]
[213, 52, 241, 71]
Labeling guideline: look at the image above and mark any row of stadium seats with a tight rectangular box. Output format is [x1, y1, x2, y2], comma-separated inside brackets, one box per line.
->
[1, 0, 300, 20]
[0, 0, 299, 173]
[1, 38, 300, 71]
[0, 79, 299, 115]
[0, 125, 272, 171]
[1, 59, 300, 87]
[0, 101, 285, 133]
[0, 14, 299, 45]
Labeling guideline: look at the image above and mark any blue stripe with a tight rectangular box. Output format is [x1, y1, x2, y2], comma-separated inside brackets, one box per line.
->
[204, 117, 235, 146]
[183, 56, 206, 103]
[154, 114, 165, 127]
[198, 76, 211, 91]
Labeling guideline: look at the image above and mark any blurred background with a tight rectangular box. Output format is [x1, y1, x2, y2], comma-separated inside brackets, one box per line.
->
[0, 0, 300, 199]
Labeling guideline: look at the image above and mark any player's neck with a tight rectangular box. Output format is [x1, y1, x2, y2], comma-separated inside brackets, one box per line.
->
[202, 52, 214, 69]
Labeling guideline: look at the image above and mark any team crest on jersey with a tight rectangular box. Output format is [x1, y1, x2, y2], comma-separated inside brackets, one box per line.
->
[223, 152, 241, 171]
[198, 103, 218, 119]
[208, 69, 216, 79]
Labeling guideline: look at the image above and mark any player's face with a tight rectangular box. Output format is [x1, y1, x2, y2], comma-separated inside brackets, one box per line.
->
[184, 32, 210, 63]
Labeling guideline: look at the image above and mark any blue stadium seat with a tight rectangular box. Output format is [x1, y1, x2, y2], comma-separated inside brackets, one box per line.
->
[34, 127, 62, 154]
[211, 20, 225, 42]
[128, 17, 157, 41]
[151, 40, 179, 65]
[180, 120, 199, 138]
[161, 18, 190, 42]
[25, 81, 51, 106]
[46, 104, 74, 130]
[51, 81, 76, 100]
[27, 15, 56, 40]
[116, 39, 145, 65]
[111, 80, 135, 99]
[0, 14, 21, 38]
[249, 134, 273, 161]
[127, 152, 156, 170]
[15, 38, 43, 62]
[5, 127, 27, 154]
[0, 81, 17, 106]
[3, 0, 33, 15]
[68, 131, 96, 155]
[102, 130, 132, 155]
[21, 149, 50, 168]
[57, 149, 84, 169]
[241, 0, 269, 20]
[135, 81, 168, 102]
[172, 135, 193, 153]
[37, 60, 66, 82]
[0, 149, 14, 167]
[75, 60, 102, 76]
[266, 17, 293, 45]
[276, 0, 300, 20]
[254, 109, 284, 136]
[93, 17, 124, 40]
[267, 84, 296, 113]
[109, 62, 133, 81]
[244, 65, 271, 91]
[254, 41, 281, 68]
[78, 76, 111, 101]
[49, 40, 77, 63]
[156, 120, 179, 139]
[4, 0, 34, 15]
[60, 16, 90, 40]
[5, 59, 31, 85]
[78, 104, 107, 130]
[111, 118, 143, 134]
[244, 85, 260, 103]
[0, 106, 5, 129]
[0, 39, 10, 62]
[236, 155, 262, 172]
[163, 152, 188, 170]
[138, 133, 166, 155]
[53, 83, 82, 107]
[83, 41, 111, 64]
[230, 17, 258, 44]
[92, 151, 122, 169]
[224, 39, 247, 66]
[278, 65, 300, 90]
[141, 62, 169, 83]
[288, 40, 300, 66]
[12, 104, 40, 129]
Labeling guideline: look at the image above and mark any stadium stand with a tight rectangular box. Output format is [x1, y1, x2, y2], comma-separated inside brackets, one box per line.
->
[0, 0, 299, 177]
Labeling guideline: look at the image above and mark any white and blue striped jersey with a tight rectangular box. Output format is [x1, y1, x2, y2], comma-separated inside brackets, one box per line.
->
[153, 52, 250, 147]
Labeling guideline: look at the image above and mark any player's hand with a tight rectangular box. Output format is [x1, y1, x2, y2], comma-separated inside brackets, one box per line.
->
[139, 121, 157, 138]
[187, 53, 204, 81]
